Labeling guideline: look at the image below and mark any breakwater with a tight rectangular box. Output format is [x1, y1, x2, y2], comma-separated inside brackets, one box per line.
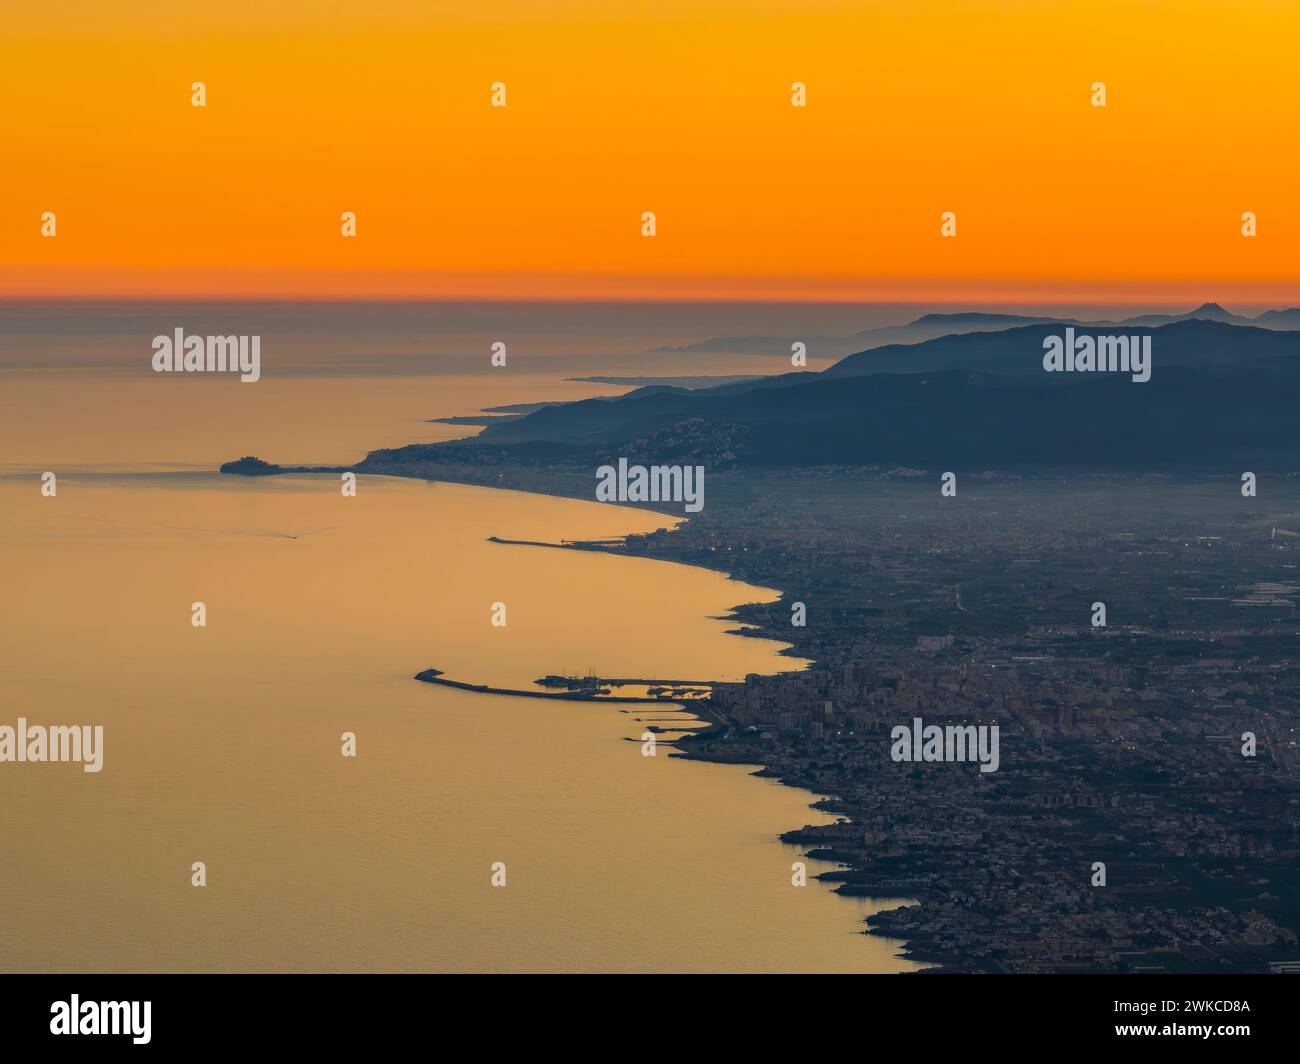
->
[414, 668, 693, 704]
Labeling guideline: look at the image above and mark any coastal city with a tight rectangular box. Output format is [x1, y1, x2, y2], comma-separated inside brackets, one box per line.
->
[328, 430, 1300, 972]
[617, 470, 1300, 972]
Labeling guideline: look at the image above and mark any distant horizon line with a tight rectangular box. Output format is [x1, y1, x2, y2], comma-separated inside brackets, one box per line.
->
[3, 271, 1299, 308]
[2, 295, 1297, 310]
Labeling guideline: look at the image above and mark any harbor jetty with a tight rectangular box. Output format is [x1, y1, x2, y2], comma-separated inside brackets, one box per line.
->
[536, 673, 712, 691]
[486, 535, 627, 550]
[414, 668, 706, 704]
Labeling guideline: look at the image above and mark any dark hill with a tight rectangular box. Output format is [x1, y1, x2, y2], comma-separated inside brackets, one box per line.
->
[467, 320, 1300, 470]
[824, 319, 1299, 378]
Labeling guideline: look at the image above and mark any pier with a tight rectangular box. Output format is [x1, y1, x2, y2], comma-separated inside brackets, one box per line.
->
[414, 668, 703, 704]
[535, 673, 714, 690]
[487, 535, 626, 550]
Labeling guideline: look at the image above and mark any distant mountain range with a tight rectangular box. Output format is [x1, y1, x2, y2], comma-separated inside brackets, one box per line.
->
[824, 319, 1300, 378]
[449, 317, 1300, 471]
[651, 303, 1300, 359]
[227, 313, 1300, 476]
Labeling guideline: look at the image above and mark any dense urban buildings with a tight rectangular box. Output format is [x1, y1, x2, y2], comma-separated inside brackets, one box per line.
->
[617, 472, 1300, 972]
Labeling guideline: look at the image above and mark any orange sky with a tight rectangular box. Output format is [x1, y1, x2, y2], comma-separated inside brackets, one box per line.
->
[4, 0, 1298, 302]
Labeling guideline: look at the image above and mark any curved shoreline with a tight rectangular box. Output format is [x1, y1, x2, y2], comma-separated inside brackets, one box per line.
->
[472, 513, 927, 969]
[226, 462, 921, 969]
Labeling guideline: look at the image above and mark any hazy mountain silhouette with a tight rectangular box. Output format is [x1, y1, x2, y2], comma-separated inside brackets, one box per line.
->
[649, 314, 1067, 358]
[1254, 307, 1300, 326]
[454, 319, 1300, 471]
[652, 303, 1300, 359]
[825, 320, 1299, 378]
[1119, 301, 1250, 326]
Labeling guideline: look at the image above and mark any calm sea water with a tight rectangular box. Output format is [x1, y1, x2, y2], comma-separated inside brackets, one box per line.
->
[0, 304, 918, 971]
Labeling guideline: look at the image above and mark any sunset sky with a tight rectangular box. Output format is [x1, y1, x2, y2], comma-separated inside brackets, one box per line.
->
[4, 0, 1298, 302]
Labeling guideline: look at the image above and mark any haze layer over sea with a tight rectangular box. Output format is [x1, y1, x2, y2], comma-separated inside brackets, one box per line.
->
[0, 298, 1169, 470]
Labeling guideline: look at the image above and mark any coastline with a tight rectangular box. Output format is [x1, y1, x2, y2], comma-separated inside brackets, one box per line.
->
[223, 459, 929, 969]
